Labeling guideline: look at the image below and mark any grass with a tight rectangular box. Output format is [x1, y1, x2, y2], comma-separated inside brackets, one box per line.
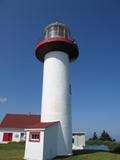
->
[56, 152, 120, 160]
[0, 142, 120, 160]
[0, 142, 24, 160]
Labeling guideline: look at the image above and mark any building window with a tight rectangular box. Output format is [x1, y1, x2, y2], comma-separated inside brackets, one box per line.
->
[29, 132, 40, 142]
[21, 133, 25, 138]
[69, 84, 72, 95]
[14, 134, 19, 138]
[20, 133, 26, 142]
[72, 138, 74, 144]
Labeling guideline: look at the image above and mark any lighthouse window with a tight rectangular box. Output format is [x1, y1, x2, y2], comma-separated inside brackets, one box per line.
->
[46, 25, 69, 38]
[69, 84, 72, 95]
[29, 132, 40, 142]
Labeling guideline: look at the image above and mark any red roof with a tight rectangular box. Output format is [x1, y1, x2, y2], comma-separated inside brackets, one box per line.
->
[0, 114, 40, 129]
[26, 122, 57, 129]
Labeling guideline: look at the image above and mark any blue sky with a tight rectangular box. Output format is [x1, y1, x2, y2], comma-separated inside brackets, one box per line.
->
[0, 0, 120, 140]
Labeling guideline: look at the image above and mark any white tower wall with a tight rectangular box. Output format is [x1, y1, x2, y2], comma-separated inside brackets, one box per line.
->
[41, 51, 72, 155]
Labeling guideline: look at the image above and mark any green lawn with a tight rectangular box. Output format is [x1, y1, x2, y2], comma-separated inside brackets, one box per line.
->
[0, 143, 120, 160]
[56, 152, 120, 160]
[0, 143, 24, 160]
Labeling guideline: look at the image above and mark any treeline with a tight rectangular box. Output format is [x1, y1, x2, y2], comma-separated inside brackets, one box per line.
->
[87, 130, 120, 152]
[89, 130, 115, 142]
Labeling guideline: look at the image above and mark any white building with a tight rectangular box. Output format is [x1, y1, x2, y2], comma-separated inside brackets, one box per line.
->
[24, 122, 58, 160]
[0, 114, 40, 143]
[72, 132, 85, 150]
[0, 113, 85, 159]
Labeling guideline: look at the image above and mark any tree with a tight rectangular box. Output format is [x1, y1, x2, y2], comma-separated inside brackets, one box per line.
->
[99, 130, 112, 141]
[92, 132, 98, 140]
[89, 132, 98, 140]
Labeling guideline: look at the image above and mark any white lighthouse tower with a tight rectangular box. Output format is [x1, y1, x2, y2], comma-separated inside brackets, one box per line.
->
[24, 22, 79, 160]
[36, 22, 79, 156]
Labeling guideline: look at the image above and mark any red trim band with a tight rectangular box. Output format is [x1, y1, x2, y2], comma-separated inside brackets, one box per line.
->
[35, 37, 79, 62]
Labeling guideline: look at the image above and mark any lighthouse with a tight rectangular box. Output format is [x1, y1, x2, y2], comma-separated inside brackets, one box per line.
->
[24, 22, 79, 160]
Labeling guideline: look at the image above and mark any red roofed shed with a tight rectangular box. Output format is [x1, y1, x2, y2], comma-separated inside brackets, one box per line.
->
[0, 114, 57, 144]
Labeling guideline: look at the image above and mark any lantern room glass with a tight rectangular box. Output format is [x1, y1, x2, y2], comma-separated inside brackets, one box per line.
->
[44, 22, 71, 39]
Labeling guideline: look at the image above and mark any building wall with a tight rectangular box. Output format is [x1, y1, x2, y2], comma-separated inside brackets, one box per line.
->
[24, 130, 44, 160]
[0, 129, 25, 143]
[24, 124, 58, 160]
[79, 134, 85, 147]
[0, 131, 4, 143]
[12, 132, 20, 142]
[72, 134, 85, 150]
[43, 123, 58, 159]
